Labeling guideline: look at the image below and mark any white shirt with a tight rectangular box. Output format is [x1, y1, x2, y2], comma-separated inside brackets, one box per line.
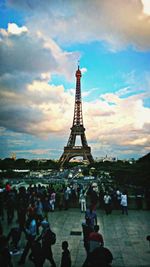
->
[104, 195, 111, 204]
[120, 194, 127, 206]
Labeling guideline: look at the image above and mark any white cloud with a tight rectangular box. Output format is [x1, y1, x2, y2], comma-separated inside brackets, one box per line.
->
[142, 0, 150, 15]
[8, 0, 150, 51]
[83, 90, 150, 157]
[81, 67, 87, 74]
[8, 23, 28, 35]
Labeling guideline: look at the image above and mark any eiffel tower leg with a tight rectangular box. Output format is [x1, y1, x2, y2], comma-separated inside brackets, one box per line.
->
[58, 152, 70, 166]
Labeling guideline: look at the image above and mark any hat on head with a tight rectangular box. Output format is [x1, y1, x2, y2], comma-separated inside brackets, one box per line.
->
[41, 220, 49, 228]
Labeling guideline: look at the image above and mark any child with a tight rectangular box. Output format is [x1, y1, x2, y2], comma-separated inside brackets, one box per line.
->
[61, 241, 71, 267]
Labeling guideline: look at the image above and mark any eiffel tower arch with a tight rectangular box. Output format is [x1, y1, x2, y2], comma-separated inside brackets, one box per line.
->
[59, 66, 94, 166]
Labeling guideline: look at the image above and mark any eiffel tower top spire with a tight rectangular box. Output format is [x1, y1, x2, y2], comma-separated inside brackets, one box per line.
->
[76, 64, 81, 76]
[72, 65, 83, 127]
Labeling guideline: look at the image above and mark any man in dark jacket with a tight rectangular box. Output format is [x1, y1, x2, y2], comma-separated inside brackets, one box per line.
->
[0, 224, 13, 267]
[37, 220, 56, 267]
[61, 241, 71, 267]
[89, 246, 113, 267]
[82, 245, 113, 267]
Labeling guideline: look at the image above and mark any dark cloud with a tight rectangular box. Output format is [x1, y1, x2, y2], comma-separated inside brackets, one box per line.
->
[0, 99, 43, 135]
[0, 30, 57, 76]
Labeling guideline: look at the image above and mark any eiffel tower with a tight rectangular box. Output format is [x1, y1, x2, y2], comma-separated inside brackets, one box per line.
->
[59, 66, 94, 166]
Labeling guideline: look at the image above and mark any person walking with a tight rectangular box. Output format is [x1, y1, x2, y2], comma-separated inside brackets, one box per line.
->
[82, 218, 93, 255]
[0, 224, 13, 267]
[88, 246, 113, 267]
[18, 214, 37, 265]
[85, 206, 97, 229]
[37, 220, 56, 267]
[88, 225, 104, 253]
[82, 225, 104, 267]
[7, 226, 21, 254]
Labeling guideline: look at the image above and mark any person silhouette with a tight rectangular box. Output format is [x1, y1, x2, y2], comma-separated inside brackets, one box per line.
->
[61, 241, 71, 267]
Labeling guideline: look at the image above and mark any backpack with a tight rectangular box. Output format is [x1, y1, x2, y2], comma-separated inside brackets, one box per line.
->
[42, 228, 56, 246]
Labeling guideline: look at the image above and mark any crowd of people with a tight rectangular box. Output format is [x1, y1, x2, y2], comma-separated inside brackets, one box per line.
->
[0, 180, 149, 266]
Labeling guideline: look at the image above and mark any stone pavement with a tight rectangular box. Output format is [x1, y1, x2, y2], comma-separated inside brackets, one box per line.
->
[2, 208, 150, 267]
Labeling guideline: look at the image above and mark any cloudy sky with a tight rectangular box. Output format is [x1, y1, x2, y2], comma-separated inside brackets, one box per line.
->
[0, 0, 150, 160]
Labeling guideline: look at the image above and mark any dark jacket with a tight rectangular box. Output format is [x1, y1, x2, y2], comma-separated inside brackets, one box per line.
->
[61, 249, 71, 267]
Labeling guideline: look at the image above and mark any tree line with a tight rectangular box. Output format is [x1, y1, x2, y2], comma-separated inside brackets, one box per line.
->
[0, 153, 149, 187]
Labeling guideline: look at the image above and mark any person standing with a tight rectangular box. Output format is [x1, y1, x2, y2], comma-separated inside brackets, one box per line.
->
[35, 197, 43, 234]
[42, 196, 50, 220]
[6, 190, 15, 225]
[120, 190, 128, 215]
[16, 189, 27, 231]
[0, 186, 4, 221]
[64, 186, 71, 210]
[57, 189, 64, 211]
[90, 187, 99, 211]
[61, 241, 71, 267]
[79, 189, 87, 213]
[49, 191, 56, 212]
[103, 192, 112, 215]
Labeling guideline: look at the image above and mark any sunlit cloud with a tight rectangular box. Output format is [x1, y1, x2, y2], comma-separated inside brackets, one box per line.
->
[141, 0, 150, 15]
[8, 23, 28, 35]
[7, 0, 150, 51]
[83, 90, 150, 157]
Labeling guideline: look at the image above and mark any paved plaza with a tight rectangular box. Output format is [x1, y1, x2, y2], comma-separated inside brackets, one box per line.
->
[2, 208, 150, 267]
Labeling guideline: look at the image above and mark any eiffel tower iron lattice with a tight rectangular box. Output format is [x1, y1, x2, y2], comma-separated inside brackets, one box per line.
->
[59, 66, 94, 166]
